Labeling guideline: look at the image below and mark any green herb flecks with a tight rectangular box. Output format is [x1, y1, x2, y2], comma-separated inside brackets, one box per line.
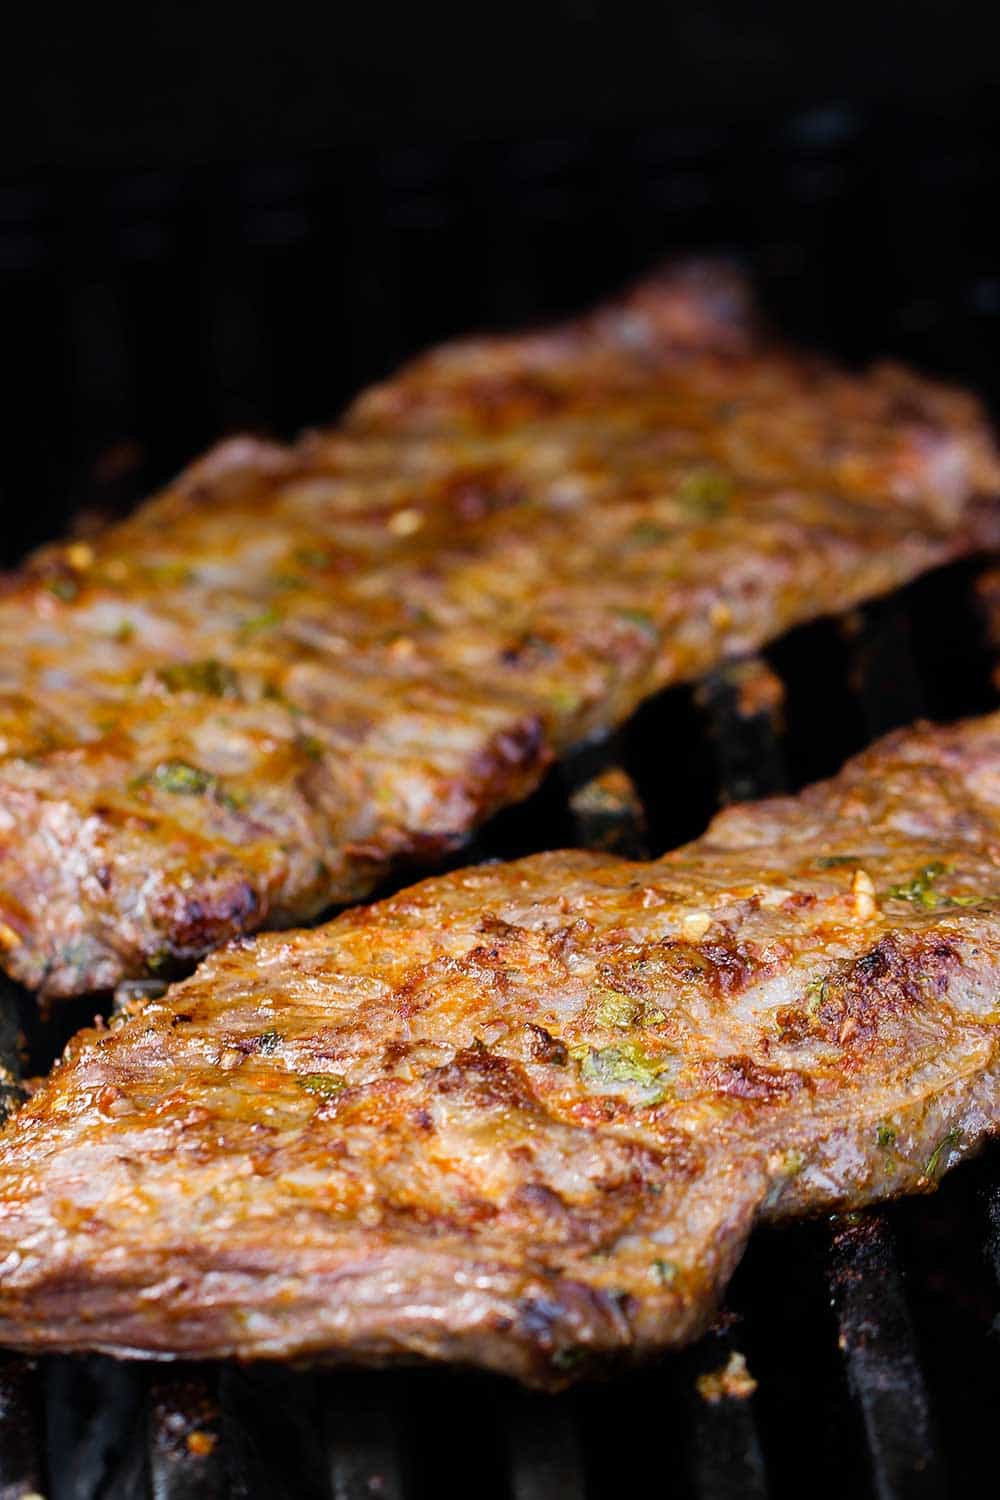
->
[877, 1122, 897, 1173]
[551, 1347, 586, 1373]
[574, 1042, 667, 1102]
[614, 608, 659, 639]
[548, 686, 583, 715]
[298, 735, 325, 761]
[297, 1072, 346, 1097]
[241, 605, 281, 637]
[138, 758, 244, 812]
[47, 576, 79, 603]
[294, 547, 333, 570]
[629, 520, 672, 546]
[677, 469, 733, 519]
[650, 1258, 679, 1286]
[157, 659, 239, 697]
[149, 759, 215, 796]
[147, 562, 195, 587]
[817, 855, 865, 868]
[924, 1128, 961, 1179]
[805, 977, 827, 1016]
[593, 989, 665, 1029]
[147, 947, 174, 975]
[885, 862, 981, 910]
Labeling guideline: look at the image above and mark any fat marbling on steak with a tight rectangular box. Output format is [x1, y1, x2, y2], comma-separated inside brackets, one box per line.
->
[2, 712, 1000, 1383]
[2, 262, 1000, 1000]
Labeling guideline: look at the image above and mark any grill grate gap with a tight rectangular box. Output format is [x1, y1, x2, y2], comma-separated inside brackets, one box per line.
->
[43, 1358, 146, 1500]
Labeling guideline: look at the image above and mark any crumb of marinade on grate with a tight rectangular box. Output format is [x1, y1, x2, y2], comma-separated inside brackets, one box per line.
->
[696, 1350, 759, 1404]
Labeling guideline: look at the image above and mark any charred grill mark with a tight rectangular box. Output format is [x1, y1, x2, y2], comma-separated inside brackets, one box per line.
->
[461, 945, 516, 995]
[816, 934, 964, 1050]
[775, 1006, 814, 1045]
[598, 936, 767, 1008]
[701, 1054, 808, 1102]
[430, 1043, 540, 1112]
[524, 1023, 569, 1066]
[698, 939, 767, 996]
[167, 882, 262, 953]
[387, 956, 461, 1021]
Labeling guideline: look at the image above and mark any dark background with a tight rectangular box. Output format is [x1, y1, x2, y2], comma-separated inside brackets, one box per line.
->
[2, 0, 999, 563]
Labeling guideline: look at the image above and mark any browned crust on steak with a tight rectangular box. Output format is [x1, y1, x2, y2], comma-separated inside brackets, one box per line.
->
[3, 261, 1000, 999]
[3, 711, 1000, 1383]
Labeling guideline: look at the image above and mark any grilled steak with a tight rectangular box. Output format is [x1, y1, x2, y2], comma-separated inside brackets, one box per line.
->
[2, 261, 1000, 1001]
[2, 711, 1000, 1384]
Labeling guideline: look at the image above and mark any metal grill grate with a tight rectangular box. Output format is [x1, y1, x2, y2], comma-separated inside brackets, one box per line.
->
[3, 116, 1000, 1492]
[2, 557, 1000, 1499]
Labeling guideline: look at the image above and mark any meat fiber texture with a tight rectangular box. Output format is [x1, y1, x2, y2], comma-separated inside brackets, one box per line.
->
[2, 261, 1000, 1000]
[2, 712, 1000, 1384]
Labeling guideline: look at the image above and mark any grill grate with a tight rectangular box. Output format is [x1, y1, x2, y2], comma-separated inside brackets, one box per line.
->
[4, 105, 1000, 1500]
[3, 558, 999, 1498]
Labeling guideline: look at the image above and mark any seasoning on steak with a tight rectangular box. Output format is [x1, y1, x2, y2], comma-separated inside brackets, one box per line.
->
[3, 710, 1000, 1385]
[3, 261, 1000, 1001]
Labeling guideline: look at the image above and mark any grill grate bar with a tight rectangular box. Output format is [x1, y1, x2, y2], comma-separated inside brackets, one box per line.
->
[827, 1217, 945, 1500]
[840, 596, 927, 741]
[321, 1373, 407, 1500]
[0, 1353, 43, 1500]
[983, 1155, 1000, 1274]
[0, 977, 26, 1131]
[695, 661, 788, 806]
[43, 1358, 146, 1500]
[504, 1391, 586, 1500]
[688, 1347, 769, 1500]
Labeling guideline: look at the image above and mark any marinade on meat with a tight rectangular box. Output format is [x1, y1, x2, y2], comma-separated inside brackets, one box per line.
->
[2, 261, 999, 999]
[2, 711, 1000, 1384]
